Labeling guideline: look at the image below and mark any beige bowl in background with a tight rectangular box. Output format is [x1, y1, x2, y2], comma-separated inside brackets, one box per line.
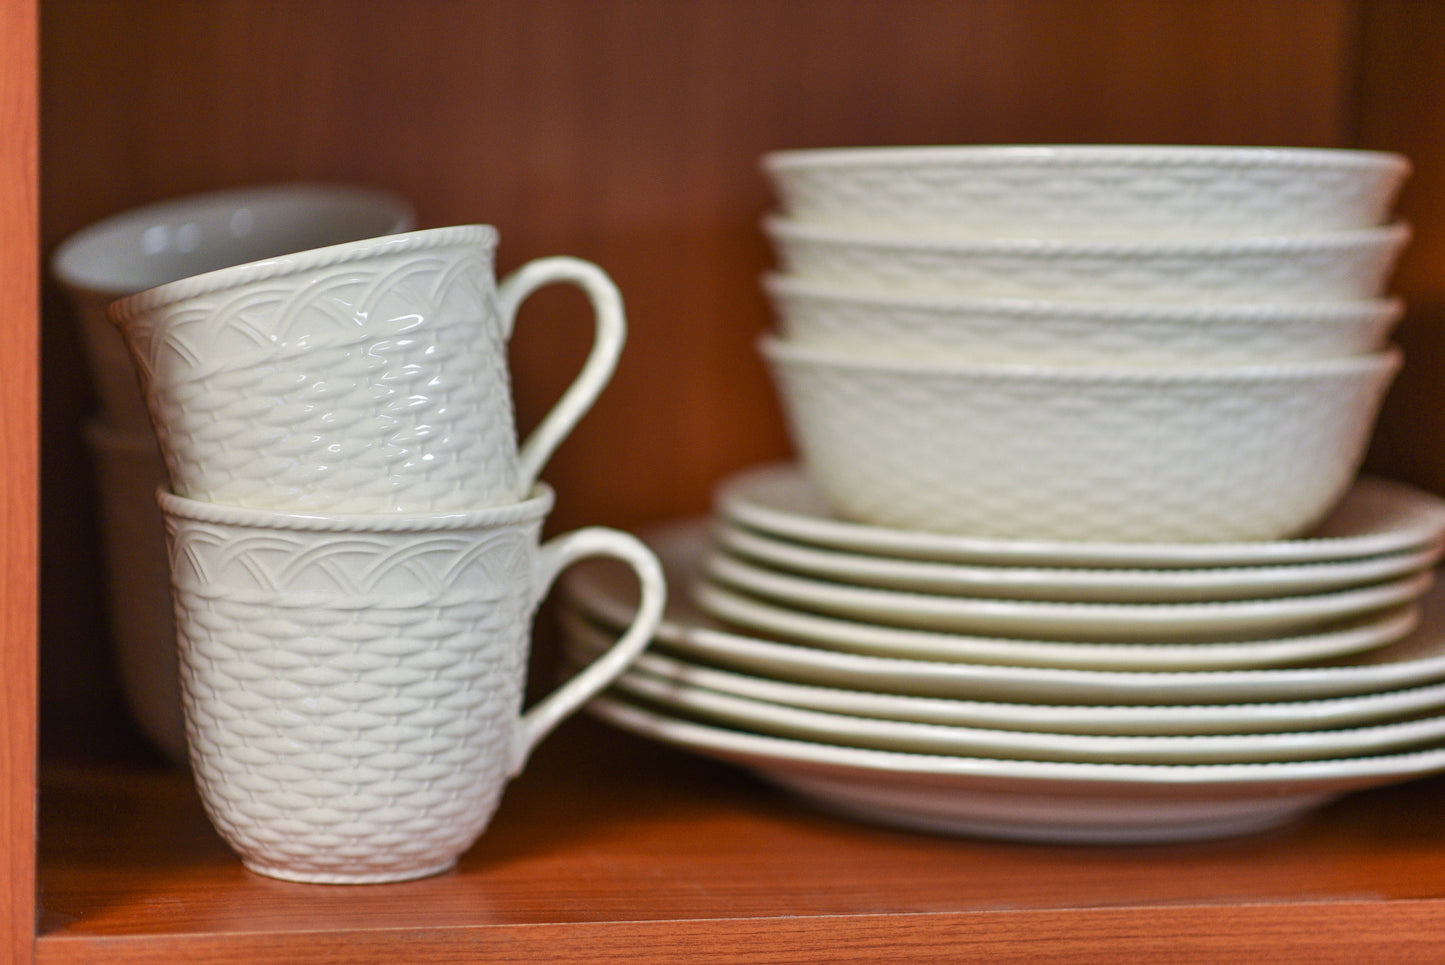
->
[759, 336, 1403, 543]
[763, 144, 1410, 240]
[764, 273, 1404, 366]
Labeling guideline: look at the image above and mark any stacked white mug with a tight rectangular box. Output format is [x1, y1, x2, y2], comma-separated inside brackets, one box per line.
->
[107, 224, 666, 883]
[52, 184, 419, 765]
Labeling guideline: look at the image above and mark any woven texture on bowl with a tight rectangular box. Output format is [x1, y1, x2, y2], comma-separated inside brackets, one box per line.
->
[764, 275, 1403, 366]
[763, 145, 1410, 239]
[761, 339, 1402, 543]
[114, 227, 522, 513]
[764, 218, 1409, 303]
[165, 502, 545, 884]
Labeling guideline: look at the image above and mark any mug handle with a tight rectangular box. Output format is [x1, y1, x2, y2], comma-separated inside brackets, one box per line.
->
[496, 256, 626, 493]
[506, 526, 666, 776]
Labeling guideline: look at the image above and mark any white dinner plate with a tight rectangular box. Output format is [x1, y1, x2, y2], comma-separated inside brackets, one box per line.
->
[695, 575, 1418, 671]
[716, 463, 1445, 569]
[712, 520, 1445, 603]
[562, 610, 1445, 736]
[702, 545, 1433, 643]
[569, 648, 1445, 765]
[559, 522, 1445, 704]
[583, 694, 1445, 843]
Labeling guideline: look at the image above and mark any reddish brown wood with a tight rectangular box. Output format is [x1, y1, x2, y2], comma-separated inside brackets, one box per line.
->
[34, 720, 1445, 963]
[2, 0, 39, 962]
[24, 1, 1445, 961]
[1351, 1, 1445, 497]
[31, 903, 1445, 965]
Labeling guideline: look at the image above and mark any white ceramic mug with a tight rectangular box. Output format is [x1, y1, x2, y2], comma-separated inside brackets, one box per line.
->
[111, 225, 625, 513]
[53, 183, 416, 432]
[83, 421, 187, 765]
[159, 484, 666, 884]
[56, 185, 417, 763]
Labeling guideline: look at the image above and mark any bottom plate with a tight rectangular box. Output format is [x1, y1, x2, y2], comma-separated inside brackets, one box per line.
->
[584, 694, 1445, 844]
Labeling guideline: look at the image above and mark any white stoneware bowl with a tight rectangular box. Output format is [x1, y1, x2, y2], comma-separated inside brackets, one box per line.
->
[764, 273, 1403, 365]
[760, 336, 1402, 542]
[764, 217, 1409, 303]
[52, 183, 415, 431]
[763, 145, 1410, 240]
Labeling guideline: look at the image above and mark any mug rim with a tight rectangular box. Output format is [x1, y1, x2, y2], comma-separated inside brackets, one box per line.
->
[52, 182, 417, 295]
[109, 223, 498, 323]
[157, 482, 555, 532]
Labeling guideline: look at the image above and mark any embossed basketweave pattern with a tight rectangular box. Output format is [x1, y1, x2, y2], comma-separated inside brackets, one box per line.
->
[166, 506, 544, 884]
[765, 220, 1408, 303]
[765, 276, 1402, 366]
[763, 342, 1401, 543]
[117, 227, 523, 513]
[764, 147, 1409, 238]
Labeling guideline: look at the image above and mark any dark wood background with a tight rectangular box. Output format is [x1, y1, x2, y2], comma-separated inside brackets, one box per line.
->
[36, 0, 1445, 760]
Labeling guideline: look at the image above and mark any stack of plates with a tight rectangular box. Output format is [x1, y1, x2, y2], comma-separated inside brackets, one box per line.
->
[559, 463, 1445, 844]
[563, 146, 1445, 844]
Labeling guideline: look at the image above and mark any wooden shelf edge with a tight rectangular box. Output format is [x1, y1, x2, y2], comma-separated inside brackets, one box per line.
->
[34, 899, 1445, 965]
[3, 0, 40, 961]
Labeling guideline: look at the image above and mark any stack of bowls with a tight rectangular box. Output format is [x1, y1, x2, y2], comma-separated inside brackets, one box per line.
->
[757, 145, 1412, 543]
[558, 146, 1445, 844]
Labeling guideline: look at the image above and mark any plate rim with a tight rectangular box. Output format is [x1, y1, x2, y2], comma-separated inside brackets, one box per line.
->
[717, 463, 1445, 570]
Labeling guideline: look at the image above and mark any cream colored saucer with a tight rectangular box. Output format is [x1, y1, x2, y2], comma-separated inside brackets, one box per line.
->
[559, 522, 1445, 704]
[703, 547, 1431, 645]
[584, 694, 1445, 843]
[573, 647, 1445, 764]
[713, 520, 1444, 603]
[694, 579, 1417, 671]
[562, 610, 1445, 736]
[717, 463, 1445, 569]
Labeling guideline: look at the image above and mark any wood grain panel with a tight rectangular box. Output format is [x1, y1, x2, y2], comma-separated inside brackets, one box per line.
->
[1352, 1, 1445, 493]
[3, 0, 38, 961]
[34, 903, 1445, 965]
[34, 721, 1445, 963]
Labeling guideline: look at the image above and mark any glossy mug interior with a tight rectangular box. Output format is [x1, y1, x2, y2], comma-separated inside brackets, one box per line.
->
[110, 224, 625, 513]
[159, 484, 666, 884]
[53, 183, 417, 432]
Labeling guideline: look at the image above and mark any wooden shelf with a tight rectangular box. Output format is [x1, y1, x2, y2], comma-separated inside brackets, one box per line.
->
[34, 715, 1445, 963]
[20, 2, 1445, 961]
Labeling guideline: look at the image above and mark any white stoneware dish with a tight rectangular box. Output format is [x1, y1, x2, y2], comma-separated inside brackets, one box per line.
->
[764, 217, 1409, 303]
[584, 693, 1445, 844]
[711, 520, 1443, 603]
[715, 464, 1445, 569]
[560, 524, 1445, 705]
[561, 616, 1445, 736]
[762, 144, 1410, 240]
[694, 577, 1419, 671]
[702, 548, 1433, 643]
[761, 338, 1402, 542]
[763, 274, 1403, 365]
[590, 661, 1445, 765]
